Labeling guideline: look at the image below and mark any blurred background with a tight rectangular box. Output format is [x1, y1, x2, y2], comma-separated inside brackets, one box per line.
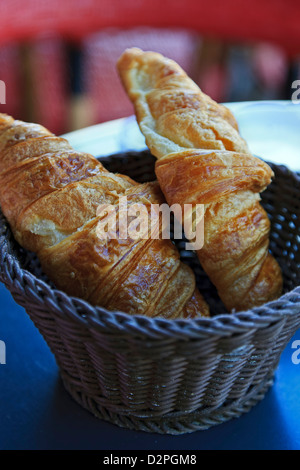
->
[0, 0, 299, 135]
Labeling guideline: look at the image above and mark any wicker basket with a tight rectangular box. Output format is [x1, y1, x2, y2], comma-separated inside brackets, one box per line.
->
[0, 150, 299, 435]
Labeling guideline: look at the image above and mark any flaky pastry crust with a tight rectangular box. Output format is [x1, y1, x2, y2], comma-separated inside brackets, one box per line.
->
[118, 48, 283, 311]
[0, 113, 209, 318]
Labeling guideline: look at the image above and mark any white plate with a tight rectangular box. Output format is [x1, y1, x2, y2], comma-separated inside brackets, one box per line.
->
[63, 100, 300, 171]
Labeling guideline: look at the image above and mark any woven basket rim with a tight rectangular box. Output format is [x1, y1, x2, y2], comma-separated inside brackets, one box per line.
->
[0, 159, 300, 340]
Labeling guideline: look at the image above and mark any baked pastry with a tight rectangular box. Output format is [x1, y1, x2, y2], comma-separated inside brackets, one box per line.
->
[117, 48, 283, 311]
[0, 113, 209, 319]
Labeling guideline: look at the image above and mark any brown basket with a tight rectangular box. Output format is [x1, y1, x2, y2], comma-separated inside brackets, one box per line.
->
[0, 150, 300, 435]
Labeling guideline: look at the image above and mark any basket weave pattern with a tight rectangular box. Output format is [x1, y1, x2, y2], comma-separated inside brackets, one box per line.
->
[0, 150, 300, 435]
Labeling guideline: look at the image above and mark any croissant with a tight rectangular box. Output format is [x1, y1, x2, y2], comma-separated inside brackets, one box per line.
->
[117, 48, 283, 312]
[0, 113, 209, 319]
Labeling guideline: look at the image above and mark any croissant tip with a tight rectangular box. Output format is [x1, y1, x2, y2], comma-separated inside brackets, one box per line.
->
[117, 47, 143, 66]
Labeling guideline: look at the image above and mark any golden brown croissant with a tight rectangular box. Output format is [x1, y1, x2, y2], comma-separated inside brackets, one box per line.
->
[117, 48, 283, 312]
[0, 113, 209, 319]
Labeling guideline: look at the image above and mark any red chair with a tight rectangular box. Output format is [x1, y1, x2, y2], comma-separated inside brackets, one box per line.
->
[82, 27, 200, 125]
[0, 0, 299, 131]
[0, 0, 299, 56]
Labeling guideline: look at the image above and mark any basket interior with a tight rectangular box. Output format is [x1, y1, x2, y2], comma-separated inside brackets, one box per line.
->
[11, 150, 300, 316]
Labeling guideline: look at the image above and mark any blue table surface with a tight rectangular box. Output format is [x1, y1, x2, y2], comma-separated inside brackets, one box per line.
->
[0, 284, 299, 450]
[0, 102, 300, 450]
